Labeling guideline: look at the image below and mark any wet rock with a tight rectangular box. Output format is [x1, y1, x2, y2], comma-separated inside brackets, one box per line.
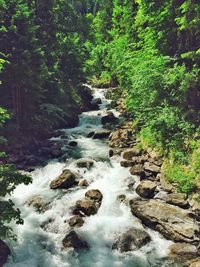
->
[50, 169, 76, 189]
[75, 199, 98, 216]
[169, 243, 199, 261]
[93, 130, 111, 139]
[120, 161, 134, 168]
[76, 159, 95, 170]
[68, 216, 84, 228]
[51, 149, 63, 158]
[129, 164, 144, 176]
[0, 240, 11, 267]
[69, 141, 78, 147]
[101, 111, 117, 125]
[26, 196, 49, 213]
[112, 228, 151, 253]
[109, 149, 114, 157]
[130, 199, 200, 243]
[117, 194, 126, 203]
[123, 148, 142, 160]
[92, 98, 102, 106]
[165, 193, 188, 208]
[62, 231, 89, 251]
[78, 179, 89, 187]
[87, 131, 95, 138]
[85, 189, 103, 204]
[136, 180, 157, 198]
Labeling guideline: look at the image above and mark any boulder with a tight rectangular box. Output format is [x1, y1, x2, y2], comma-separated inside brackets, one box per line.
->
[144, 162, 161, 174]
[62, 231, 89, 251]
[87, 131, 95, 138]
[101, 111, 117, 125]
[26, 196, 49, 213]
[93, 130, 111, 139]
[123, 148, 142, 160]
[130, 199, 200, 243]
[76, 159, 95, 170]
[165, 193, 188, 208]
[136, 180, 157, 198]
[120, 161, 134, 168]
[68, 215, 84, 228]
[189, 259, 200, 267]
[75, 199, 98, 216]
[169, 243, 199, 261]
[78, 179, 89, 187]
[129, 165, 144, 176]
[159, 174, 175, 193]
[68, 141, 78, 147]
[50, 169, 76, 189]
[85, 189, 103, 204]
[109, 128, 135, 148]
[112, 228, 151, 253]
[109, 149, 114, 157]
[0, 240, 11, 267]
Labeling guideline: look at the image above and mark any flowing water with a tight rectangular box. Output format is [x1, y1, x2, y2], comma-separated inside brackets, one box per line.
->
[5, 86, 176, 267]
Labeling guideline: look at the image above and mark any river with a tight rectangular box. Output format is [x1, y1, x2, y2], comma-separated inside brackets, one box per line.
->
[5, 86, 176, 267]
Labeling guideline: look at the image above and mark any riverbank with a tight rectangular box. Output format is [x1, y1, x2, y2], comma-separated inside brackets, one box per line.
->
[2, 85, 200, 267]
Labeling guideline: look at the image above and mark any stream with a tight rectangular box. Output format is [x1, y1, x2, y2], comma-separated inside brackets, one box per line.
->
[5, 86, 176, 267]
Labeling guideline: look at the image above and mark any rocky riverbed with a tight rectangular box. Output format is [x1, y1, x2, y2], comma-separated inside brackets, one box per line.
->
[2, 85, 200, 267]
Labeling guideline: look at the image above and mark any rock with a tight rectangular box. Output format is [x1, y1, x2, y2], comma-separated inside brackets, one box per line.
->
[189, 259, 200, 267]
[76, 159, 95, 170]
[87, 131, 95, 138]
[189, 194, 200, 215]
[117, 195, 126, 203]
[159, 174, 175, 193]
[68, 215, 84, 228]
[165, 193, 188, 208]
[92, 98, 102, 106]
[112, 228, 151, 253]
[109, 128, 135, 148]
[26, 196, 49, 213]
[69, 141, 78, 147]
[136, 180, 157, 198]
[78, 179, 89, 187]
[85, 189, 103, 204]
[50, 169, 76, 189]
[120, 161, 134, 168]
[101, 111, 117, 125]
[109, 149, 114, 157]
[76, 199, 98, 216]
[123, 148, 142, 160]
[51, 149, 63, 158]
[93, 130, 111, 139]
[62, 231, 89, 251]
[144, 162, 161, 174]
[169, 243, 199, 261]
[129, 164, 144, 176]
[0, 240, 11, 267]
[130, 199, 200, 243]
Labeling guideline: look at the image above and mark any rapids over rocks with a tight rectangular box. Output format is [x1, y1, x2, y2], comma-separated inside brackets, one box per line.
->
[5, 86, 178, 267]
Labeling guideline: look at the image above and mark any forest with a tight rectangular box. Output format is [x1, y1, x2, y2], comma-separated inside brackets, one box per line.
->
[0, 0, 200, 266]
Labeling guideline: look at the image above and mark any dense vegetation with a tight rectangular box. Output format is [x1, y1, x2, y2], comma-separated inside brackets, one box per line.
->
[0, 0, 200, 239]
[85, 0, 200, 194]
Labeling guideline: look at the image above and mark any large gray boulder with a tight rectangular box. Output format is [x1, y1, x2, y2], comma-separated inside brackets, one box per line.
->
[130, 199, 200, 243]
[85, 189, 103, 203]
[75, 199, 98, 216]
[50, 169, 76, 189]
[112, 228, 151, 252]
